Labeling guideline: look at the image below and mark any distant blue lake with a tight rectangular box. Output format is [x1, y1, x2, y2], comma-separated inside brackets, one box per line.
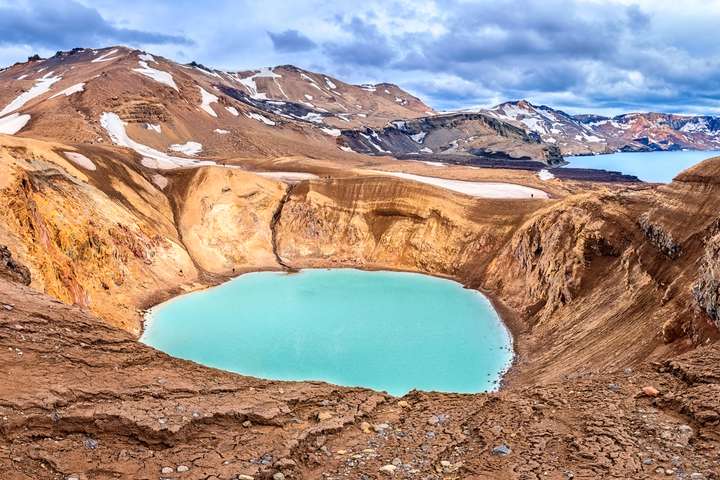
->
[565, 150, 720, 183]
[141, 269, 513, 396]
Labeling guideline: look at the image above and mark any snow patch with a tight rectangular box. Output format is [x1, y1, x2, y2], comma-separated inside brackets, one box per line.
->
[91, 49, 118, 63]
[537, 169, 555, 181]
[320, 127, 341, 136]
[410, 132, 426, 143]
[16, 74, 28, 80]
[0, 113, 31, 134]
[170, 141, 203, 156]
[50, 82, 85, 99]
[235, 67, 281, 100]
[324, 77, 337, 89]
[132, 61, 178, 91]
[214, 128, 229, 134]
[304, 94, 313, 101]
[138, 53, 155, 62]
[198, 86, 218, 117]
[0, 72, 62, 116]
[151, 174, 168, 190]
[245, 112, 276, 126]
[64, 152, 96, 171]
[367, 171, 549, 199]
[255, 171, 318, 183]
[225, 106, 239, 116]
[146, 123, 161, 133]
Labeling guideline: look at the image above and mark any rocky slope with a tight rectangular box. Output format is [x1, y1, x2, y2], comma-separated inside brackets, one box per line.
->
[339, 112, 564, 165]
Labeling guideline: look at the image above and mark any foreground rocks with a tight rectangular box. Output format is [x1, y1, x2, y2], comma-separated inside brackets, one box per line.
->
[1, 278, 719, 479]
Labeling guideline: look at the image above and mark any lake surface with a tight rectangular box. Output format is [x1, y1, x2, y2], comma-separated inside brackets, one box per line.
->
[141, 269, 513, 396]
[565, 150, 720, 183]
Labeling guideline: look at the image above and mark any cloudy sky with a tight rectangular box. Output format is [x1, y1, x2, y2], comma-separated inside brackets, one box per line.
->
[1, 0, 718, 115]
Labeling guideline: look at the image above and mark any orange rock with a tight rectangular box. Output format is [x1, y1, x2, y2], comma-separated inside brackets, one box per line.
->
[642, 386, 660, 397]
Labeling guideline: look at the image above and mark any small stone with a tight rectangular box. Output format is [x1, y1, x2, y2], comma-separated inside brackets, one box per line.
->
[392, 457, 402, 466]
[161, 467, 174, 474]
[66, 476, 80, 480]
[642, 458, 653, 465]
[428, 415, 440, 426]
[690, 473, 705, 480]
[374, 423, 390, 432]
[642, 386, 660, 397]
[176, 465, 189, 472]
[655, 467, 665, 474]
[624, 368, 633, 374]
[492, 444, 512, 456]
[83, 437, 98, 449]
[3, 304, 13, 311]
[237, 475, 254, 480]
[379, 464, 397, 475]
[665, 469, 675, 475]
[360, 421, 372, 433]
[335, 450, 347, 455]
[242, 420, 252, 428]
[274, 458, 296, 469]
[397, 400, 410, 408]
[272, 473, 285, 480]
[317, 411, 333, 421]
[440, 460, 451, 467]
[608, 383, 620, 392]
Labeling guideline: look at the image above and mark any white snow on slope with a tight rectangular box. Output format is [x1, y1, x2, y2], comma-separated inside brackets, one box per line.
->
[225, 106, 239, 116]
[214, 128, 229, 134]
[410, 132, 426, 143]
[132, 61, 178, 91]
[50, 82, 85, 99]
[324, 77, 337, 89]
[198, 86, 218, 117]
[537, 169, 555, 181]
[245, 112, 276, 126]
[235, 67, 281, 100]
[320, 127, 341, 136]
[146, 123, 161, 133]
[138, 53, 155, 62]
[92, 49, 118, 63]
[0, 113, 31, 134]
[255, 171, 319, 183]
[100, 112, 214, 169]
[170, 141, 203, 156]
[0, 72, 62, 116]
[366, 170, 549, 199]
[16, 74, 28, 80]
[64, 152, 96, 170]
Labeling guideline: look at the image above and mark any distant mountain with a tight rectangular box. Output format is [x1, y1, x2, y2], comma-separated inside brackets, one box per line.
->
[339, 111, 564, 165]
[485, 100, 607, 156]
[575, 112, 720, 153]
[484, 100, 720, 155]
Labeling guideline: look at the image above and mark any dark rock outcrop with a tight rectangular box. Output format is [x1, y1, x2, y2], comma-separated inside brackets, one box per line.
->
[0, 245, 30, 285]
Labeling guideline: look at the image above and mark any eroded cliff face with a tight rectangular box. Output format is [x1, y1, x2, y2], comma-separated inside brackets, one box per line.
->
[694, 226, 720, 328]
[169, 167, 286, 275]
[274, 176, 544, 277]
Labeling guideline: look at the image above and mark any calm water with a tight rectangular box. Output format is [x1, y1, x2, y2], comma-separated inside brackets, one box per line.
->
[565, 150, 720, 183]
[141, 269, 513, 396]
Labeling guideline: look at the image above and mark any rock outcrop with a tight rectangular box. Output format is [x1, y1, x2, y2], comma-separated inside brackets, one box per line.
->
[0, 245, 30, 285]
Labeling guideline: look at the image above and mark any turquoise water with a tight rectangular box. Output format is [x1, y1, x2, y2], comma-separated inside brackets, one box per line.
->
[141, 269, 513, 396]
[566, 150, 720, 183]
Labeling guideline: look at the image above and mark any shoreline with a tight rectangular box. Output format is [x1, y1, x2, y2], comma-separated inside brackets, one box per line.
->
[136, 262, 526, 396]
